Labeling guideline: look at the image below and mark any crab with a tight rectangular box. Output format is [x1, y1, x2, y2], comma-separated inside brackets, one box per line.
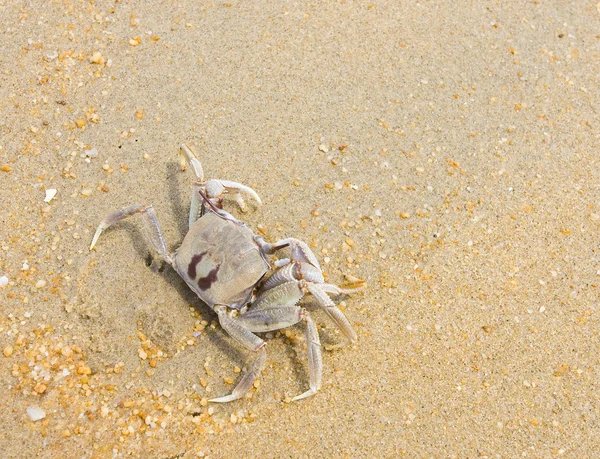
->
[89, 144, 362, 402]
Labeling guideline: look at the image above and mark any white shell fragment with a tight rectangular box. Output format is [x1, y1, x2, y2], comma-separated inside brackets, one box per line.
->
[84, 147, 98, 158]
[0, 275, 8, 287]
[44, 189, 57, 203]
[26, 406, 46, 421]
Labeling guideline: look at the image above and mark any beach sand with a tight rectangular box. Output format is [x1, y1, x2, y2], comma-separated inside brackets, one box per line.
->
[1, 1, 599, 457]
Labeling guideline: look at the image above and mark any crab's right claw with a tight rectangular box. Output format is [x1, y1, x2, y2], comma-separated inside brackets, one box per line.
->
[207, 179, 262, 212]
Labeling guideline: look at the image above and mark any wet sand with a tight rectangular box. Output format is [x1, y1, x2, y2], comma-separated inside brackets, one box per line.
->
[1, 1, 600, 457]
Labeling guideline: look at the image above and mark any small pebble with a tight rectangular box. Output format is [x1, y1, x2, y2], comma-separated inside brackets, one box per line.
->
[3, 346, 13, 357]
[34, 383, 47, 394]
[0, 275, 8, 287]
[44, 189, 57, 203]
[90, 51, 104, 64]
[35, 279, 46, 289]
[27, 406, 46, 421]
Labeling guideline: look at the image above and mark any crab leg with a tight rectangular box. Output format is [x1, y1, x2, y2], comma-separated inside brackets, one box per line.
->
[319, 283, 366, 295]
[253, 281, 304, 310]
[292, 312, 322, 401]
[210, 347, 267, 404]
[261, 261, 324, 290]
[236, 305, 303, 332]
[179, 144, 206, 228]
[210, 307, 267, 403]
[236, 283, 322, 401]
[306, 283, 357, 343]
[89, 204, 173, 265]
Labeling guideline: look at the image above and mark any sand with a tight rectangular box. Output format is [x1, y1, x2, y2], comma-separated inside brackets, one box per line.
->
[1, 1, 600, 457]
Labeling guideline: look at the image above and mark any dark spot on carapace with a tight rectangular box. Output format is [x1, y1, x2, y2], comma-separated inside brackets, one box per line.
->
[198, 264, 220, 291]
[188, 251, 208, 279]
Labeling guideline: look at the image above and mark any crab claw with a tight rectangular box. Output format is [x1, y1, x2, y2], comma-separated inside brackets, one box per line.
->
[257, 237, 321, 271]
[206, 179, 262, 211]
[179, 144, 205, 180]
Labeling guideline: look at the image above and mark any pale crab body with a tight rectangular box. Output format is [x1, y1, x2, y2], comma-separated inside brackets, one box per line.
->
[89, 144, 362, 403]
[173, 211, 268, 310]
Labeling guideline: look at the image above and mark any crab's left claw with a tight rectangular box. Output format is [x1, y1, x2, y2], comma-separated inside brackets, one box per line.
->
[207, 179, 262, 212]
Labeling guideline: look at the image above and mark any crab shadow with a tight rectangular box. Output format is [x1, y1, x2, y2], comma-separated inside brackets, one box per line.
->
[117, 219, 247, 365]
[166, 160, 190, 239]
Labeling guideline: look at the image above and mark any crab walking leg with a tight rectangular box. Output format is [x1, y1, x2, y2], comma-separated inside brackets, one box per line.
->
[236, 306, 303, 332]
[179, 144, 207, 228]
[307, 283, 357, 343]
[261, 263, 297, 290]
[292, 312, 323, 401]
[206, 179, 262, 212]
[210, 347, 266, 403]
[253, 280, 304, 311]
[188, 182, 204, 228]
[89, 205, 172, 264]
[210, 307, 267, 403]
[261, 261, 325, 290]
[319, 283, 366, 295]
[233, 286, 320, 401]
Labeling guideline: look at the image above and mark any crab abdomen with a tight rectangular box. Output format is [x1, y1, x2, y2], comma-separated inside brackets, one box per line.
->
[174, 212, 268, 309]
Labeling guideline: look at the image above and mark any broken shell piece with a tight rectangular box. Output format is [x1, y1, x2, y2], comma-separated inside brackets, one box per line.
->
[342, 274, 366, 290]
[44, 189, 57, 203]
[0, 275, 8, 287]
[84, 147, 98, 158]
[26, 406, 46, 421]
